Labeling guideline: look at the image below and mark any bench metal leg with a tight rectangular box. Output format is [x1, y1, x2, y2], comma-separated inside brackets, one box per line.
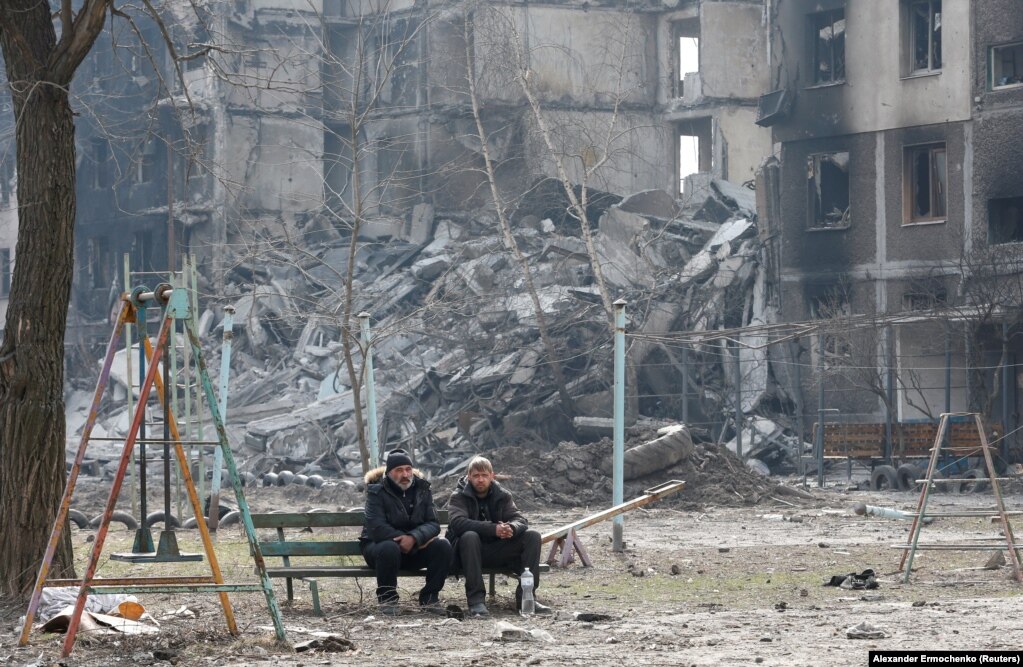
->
[285, 577, 294, 603]
[488, 573, 496, 600]
[307, 579, 322, 617]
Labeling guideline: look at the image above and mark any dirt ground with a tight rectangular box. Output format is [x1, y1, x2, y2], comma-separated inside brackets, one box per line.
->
[3, 470, 1023, 666]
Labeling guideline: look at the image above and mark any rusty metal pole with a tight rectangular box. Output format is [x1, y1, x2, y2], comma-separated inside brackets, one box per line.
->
[209, 305, 236, 531]
[612, 299, 626, 552]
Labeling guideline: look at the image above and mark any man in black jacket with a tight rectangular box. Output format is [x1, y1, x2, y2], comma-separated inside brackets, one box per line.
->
[446, 455, 550, 617]
[360, 449, 452, 616]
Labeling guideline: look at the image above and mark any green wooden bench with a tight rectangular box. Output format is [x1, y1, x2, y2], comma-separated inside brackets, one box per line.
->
[251, 509, 549, 616]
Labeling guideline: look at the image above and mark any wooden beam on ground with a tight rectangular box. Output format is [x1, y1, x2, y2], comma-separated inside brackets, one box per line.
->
[540, 480, 685, 544]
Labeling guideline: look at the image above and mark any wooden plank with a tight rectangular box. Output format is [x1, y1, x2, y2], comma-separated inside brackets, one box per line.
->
[266, 564, 550, 578]
[251, 510, 450, 529]
[541, 481, 685, 543]
[252, 512, 365, 528]
[259, 541, 362, 557]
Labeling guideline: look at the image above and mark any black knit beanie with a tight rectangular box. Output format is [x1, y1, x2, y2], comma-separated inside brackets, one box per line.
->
[385, 448, 413, 473]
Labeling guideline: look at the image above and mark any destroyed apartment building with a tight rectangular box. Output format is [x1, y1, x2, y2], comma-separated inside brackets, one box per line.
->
[37, 0, 806, 481]
[16, 0, 1023, 482]
[756, 0, 1023, 460]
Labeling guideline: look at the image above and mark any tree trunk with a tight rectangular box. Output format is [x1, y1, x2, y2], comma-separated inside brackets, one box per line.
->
[0, 17, 79, 597]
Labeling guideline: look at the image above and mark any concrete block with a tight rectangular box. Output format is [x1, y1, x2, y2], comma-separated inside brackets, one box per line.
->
[599, 207, 649, 246]
[405, 203, 435, 245]
[617, 189, 680, 219]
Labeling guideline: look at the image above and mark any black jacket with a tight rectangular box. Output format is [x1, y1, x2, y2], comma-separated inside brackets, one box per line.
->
[445, 476, 528, 547]
[359, 466, 441, 548]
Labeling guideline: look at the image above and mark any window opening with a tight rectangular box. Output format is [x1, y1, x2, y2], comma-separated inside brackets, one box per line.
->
[991, 42, 1023, 89]
[677, 118, 712, 195]
[811, 9, 846, 85]
[138, 138, 160, 184]
[809, 285, 852, 365]
[989, 196, 1023, 245]
[88, 236, 112, 289]
[905, 143, 946, 223]
[673, 19, 700, 98]
[807, 152, 850, 228]
[91, 138, 111, 189]
[909, 0, 942, 73]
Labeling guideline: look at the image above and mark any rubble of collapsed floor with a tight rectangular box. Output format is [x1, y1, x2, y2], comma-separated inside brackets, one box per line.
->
[64, 177, 812, 487]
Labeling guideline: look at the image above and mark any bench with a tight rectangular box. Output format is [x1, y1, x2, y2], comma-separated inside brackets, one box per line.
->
[251, 509, 550, 616]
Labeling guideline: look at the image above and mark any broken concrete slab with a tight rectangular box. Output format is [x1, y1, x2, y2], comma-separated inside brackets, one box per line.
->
[599, 207, 649, 246]
[358, 216, 404, 241]
[616, 189, 680, 219]
[405, 203, 435, 245]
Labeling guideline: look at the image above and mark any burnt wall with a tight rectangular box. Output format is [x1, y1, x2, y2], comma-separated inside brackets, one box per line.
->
[882, 122, 967, 263]
[971, 110, 1023, 252]
[778, 132, 876, 276]
[974, 0, 1023, 109]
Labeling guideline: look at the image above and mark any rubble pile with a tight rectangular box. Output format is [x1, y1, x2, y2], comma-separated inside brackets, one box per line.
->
[476, 425, 781, 511]
[66, 178, 809, 484]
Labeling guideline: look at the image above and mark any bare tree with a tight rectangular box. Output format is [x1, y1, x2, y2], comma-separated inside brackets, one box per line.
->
[0, 0, 114, 600]
[460, 4, 575, 417]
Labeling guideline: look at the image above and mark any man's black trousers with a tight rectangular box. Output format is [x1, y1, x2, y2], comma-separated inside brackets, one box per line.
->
[456, 529, 541, 606]
[361, 537, 452, 604]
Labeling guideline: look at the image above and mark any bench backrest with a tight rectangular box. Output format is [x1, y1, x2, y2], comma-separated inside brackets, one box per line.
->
[252, 510, 452, 559]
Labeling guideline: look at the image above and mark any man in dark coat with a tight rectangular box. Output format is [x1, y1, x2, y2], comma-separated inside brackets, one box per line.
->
[445, 455, 550, 617]
[360, 448, 452, 616]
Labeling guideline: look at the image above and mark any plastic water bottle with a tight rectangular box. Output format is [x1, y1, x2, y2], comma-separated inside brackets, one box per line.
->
[519, 567, 535, 616]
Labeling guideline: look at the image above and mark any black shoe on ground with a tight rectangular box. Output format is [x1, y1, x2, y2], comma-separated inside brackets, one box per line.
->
[419, 601, 448, 616]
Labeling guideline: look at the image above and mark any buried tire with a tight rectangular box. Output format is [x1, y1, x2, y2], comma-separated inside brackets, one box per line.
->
[870, 465, 899, 491]
[896, 464, 924, 491]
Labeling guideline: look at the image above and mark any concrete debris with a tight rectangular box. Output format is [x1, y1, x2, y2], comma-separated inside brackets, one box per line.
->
[65, 177, 811, 491]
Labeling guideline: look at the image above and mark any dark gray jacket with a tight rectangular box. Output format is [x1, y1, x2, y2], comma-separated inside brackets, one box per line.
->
[444, 476, 528, 547]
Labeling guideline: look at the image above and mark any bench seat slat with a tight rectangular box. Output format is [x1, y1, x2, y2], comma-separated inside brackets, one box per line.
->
[265, 564, 551, 578]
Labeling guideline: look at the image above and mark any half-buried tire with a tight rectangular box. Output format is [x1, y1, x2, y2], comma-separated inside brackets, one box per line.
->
[870, 464, 899, 491]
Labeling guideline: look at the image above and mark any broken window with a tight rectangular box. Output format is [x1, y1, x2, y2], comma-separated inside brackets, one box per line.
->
[989, 196, 1023, 245]
[132, 230, 155, 274]
[809, 286, 852, 364]
[991, 42, 1023, 89]
[91, 138, 111, 189]
[904, 143, 947, 223]
[673, 19, 700, 98]
[811, 9, 845, 85]
[0, 248, 10, 297]
[88, 236, 112, 290]
[380, 19, 419, 107]
[678, 118, 712, 195]
[137, 137, 160, 184]
[807, 152, 850, 228]
[908, 0, 941, 73]
[903, 278, 947, 311]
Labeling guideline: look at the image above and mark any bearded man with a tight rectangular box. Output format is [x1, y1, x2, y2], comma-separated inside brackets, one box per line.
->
[446, 456, 551, 617]
[360, 448, 451, 615]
